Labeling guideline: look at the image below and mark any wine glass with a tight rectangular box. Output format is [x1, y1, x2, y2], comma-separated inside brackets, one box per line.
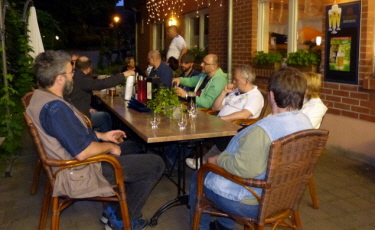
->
[188, 100, 197, 118]
[178, 114, 187, 130]
[150, 113, 160, 128]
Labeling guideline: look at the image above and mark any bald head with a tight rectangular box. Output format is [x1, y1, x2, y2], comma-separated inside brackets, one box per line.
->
[76, 56, 92, 73]
[167, 26, 179, 39]
[148, 50, 162, 68]
[206, 54, 219, 66]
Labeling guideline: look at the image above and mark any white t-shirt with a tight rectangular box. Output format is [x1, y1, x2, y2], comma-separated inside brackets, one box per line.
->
[166, 35, 187, 60]
[301, 97, 328, 129]
[218, 86, 264, 118]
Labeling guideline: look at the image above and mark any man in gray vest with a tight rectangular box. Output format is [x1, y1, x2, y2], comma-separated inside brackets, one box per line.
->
[27, 50, 165, 230]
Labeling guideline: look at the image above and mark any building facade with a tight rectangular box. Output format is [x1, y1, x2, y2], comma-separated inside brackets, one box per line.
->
[135, 0, 375, 163]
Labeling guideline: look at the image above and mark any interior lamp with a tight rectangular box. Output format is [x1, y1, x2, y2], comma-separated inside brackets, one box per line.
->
[168, 17, 177, 26]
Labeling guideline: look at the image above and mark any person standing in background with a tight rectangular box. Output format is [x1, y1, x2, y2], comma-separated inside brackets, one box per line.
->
[166, 26, 188, 62]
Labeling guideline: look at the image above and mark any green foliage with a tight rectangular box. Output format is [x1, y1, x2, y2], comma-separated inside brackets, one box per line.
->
[253, 51, 283, 65]
[187, 47, 207, 63]
[286, 50, 320, 66]
[0, 3, 35, 159]
[146, 88, 181, 117]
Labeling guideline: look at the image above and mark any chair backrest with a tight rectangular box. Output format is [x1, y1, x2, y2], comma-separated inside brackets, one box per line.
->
[258, 89, 269, 119]
[258, 129, 329, 225]
[23, 112, 56, 188]
[21, 91, 34, 109]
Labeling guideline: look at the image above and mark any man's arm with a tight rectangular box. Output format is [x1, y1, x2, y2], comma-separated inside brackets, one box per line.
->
[219, 109, 252, 122]
[40, 100, 120, 161]
[79, 71, 134, 91]
[216, 126, 271, 178]
[211, 84, 235, 111]
[178, 48, 189, 62]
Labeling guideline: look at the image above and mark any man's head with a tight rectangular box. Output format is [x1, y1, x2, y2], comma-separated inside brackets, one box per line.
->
[166, 26, 178, 39]
[232, 65, 256, 93]
[148, 50, 162, 68]
[201, 54, 219, 77]
[124, 57, 135, 68]
[34, 50, 74, 96]
[304, 72, 322, 100]
[180, 53, 195, 74]
[268, 67, 306, 111]
[76, 56, 92, 75]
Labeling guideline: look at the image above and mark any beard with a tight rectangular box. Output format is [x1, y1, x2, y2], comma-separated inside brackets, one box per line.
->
[63, 79, 73, 96]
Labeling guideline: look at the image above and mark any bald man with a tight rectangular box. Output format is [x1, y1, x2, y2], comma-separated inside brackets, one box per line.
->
[68, 56, 134, 132]
[166, 25, 188, 62]
[148, 50, 174, 88]
[172, 54, 227, 108]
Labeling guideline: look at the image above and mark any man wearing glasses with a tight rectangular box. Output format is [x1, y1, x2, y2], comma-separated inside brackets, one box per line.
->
[172, 54, 227, 108]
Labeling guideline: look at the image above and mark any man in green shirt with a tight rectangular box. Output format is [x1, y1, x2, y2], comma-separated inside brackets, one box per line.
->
[172, 54, 227, 108]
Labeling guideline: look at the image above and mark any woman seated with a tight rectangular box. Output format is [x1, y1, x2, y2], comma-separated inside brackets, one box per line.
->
[302, 72, 328, 129]
[121, 56, 144, 76]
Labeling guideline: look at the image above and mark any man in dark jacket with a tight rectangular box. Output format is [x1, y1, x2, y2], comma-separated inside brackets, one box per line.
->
[68, 56, 134, 131]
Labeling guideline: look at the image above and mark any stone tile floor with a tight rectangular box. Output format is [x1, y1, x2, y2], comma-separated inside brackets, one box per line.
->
[1, 133, 375, 230]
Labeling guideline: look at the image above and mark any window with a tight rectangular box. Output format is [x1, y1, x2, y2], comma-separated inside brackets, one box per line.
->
[258, 0, 325, 55]
[184, 9, 209, 50]
[152, 23, 165, 51]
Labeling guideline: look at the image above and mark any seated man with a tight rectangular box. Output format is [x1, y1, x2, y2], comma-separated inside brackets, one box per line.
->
[178, 52, 201, 93]
[148, 50, 174, 88]
[189, 67, 313, 230]
[301, 72, 328, 129]
[172, 54, 227, 108]
[185, 65, 264, 169]
[68, 56, 134, 132]
[27, 50, 165, 230]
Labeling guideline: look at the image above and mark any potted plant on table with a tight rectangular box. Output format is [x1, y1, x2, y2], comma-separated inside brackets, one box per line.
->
[286, 49, 320, 72]
[253, 51, 283, 70]
[146, 88, 181, 118]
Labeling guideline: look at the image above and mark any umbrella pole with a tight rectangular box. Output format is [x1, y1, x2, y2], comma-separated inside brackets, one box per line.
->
[0, 0, 11, 137]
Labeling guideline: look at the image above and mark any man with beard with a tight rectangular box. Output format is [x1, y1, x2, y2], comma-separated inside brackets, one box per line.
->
[178, 53, 200, 93]
[26, 50, 165, 230]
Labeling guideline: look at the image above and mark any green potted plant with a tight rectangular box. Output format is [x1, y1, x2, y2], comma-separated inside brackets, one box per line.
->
[146, 87, 181, 118]
[253, 51, 283, 70]
[286, 49, 320, 72]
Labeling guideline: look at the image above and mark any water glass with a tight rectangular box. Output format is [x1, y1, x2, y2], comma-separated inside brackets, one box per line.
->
[178, 114, 187, 130]
[150, 113, 160, 128]
[188, 100, 197, 118]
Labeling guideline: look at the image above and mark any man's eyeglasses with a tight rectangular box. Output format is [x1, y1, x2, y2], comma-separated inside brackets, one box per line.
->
[202, 60, 215, 66]
[63, 70, 75, 76]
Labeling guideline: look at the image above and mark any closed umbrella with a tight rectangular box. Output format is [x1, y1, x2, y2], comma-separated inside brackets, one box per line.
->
[27, 6, 44, 59]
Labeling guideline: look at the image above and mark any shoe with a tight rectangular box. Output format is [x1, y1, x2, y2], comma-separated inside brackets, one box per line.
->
[209, 220, 232, 230]
[185, 158, 201, 169]
[104, 212, 148, 230]
[101, 204, 116, 224]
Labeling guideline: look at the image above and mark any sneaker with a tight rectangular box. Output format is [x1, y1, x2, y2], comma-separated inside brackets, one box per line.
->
[105, 212, 148, 230]
[101, 204, 116, 224]
[185, 158, 201, 169]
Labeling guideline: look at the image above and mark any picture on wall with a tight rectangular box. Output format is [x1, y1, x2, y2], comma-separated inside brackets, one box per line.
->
[329, 37, 351, 72]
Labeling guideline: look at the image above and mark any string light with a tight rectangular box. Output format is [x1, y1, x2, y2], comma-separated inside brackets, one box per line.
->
[146, 0, 221, 24]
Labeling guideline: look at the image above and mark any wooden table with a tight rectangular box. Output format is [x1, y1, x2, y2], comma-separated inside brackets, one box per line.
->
[95, 93, 240, 143]
[95, 93, 240, 226]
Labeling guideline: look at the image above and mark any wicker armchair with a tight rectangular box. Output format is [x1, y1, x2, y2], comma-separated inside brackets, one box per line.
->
[192, 129, 329, 230]
[21, 91, 93, 196]
[23, 112, 131, 230]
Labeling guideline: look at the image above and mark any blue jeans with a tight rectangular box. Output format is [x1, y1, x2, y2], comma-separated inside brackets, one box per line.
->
[91, 111, 112, 132]
[102, 143, 165, 220]
[189, 171, 259, 230]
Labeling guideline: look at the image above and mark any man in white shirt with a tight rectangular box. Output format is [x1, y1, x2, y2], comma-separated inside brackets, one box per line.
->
[166, 26, 188, 62]
[211, 65, 264, 122]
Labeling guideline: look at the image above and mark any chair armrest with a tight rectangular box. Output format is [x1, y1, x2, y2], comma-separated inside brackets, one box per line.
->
[196, 163, 267, 202]
[199, 108, 211, 113]
[232, 118, 259, 126]
[206, 110, 219, 115]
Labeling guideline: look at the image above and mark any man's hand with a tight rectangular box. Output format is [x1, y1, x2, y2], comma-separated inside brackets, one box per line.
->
[89, 108, 96, 113]
[109, 144, 121, 156]
[224, 83, 235, 94]
[123, 70, 135, 77]
[99, 130, 126, 143]
[207, 155, 220, 165]
[175, 87, 187, 98]
[171, 78, 181, 87]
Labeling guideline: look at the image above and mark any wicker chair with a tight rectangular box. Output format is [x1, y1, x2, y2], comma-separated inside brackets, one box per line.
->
[192, 129, 329, 230]
[23, 112, 131, 230]
[21, 91, 93, 195]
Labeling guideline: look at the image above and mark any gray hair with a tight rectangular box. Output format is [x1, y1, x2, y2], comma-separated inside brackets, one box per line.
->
[33, 50, 71, 88]
[236, 65, 256, 83]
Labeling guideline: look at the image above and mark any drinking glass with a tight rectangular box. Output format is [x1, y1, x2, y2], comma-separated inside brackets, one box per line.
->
[188, 100, 197, 118]
[150, 113, 160, 128]
[178, 114, 187, 130]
